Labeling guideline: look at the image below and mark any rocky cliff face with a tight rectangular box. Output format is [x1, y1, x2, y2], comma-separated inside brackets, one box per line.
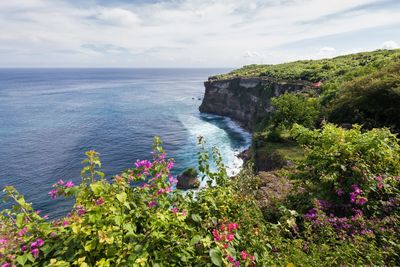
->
[199, 77, 312, 131]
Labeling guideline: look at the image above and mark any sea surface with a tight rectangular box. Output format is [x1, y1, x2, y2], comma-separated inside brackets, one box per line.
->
[0, 68, 251, 218]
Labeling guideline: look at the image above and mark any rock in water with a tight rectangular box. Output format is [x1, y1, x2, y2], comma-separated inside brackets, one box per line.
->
[177, 168, 200, 190]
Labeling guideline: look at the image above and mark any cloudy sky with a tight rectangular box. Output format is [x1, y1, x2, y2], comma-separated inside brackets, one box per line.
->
[0, 0, 399, 68]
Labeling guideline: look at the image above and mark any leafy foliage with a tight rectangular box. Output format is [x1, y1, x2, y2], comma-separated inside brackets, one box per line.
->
[271, 93, 320, 129]
[328, 62, 400, 130]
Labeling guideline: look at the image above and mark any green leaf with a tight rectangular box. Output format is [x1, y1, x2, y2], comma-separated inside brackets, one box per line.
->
[116, 192, 127, 203]
[209, 248, 222, 266]
[16, 213, 24, 227]
[190, 235, 202, 246]
[16, 254, 28, 265]
[191, 213, 201, 222]
[90, 182, 103, 196]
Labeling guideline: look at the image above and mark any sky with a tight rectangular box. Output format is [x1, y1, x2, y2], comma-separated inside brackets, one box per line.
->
[0, 0, 399, 68]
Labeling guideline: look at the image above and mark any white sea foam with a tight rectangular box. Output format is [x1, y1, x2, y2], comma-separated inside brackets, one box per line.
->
[178, 113, 251, 185]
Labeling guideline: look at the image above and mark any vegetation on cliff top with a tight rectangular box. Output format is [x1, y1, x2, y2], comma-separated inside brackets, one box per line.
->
[213, 49, 400, 83]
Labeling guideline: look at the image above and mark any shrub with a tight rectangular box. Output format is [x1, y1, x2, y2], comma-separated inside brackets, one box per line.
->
[0, 137, 265, 266]
[328, 62, 400, 130]
[271, 93, 320, 129]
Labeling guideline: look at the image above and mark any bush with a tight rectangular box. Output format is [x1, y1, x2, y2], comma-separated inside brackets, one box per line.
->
[289, 124, 400, 263]
[328, 62, 400, 130]
[0, 137, 263, 266]
[271, 93, 320, 129]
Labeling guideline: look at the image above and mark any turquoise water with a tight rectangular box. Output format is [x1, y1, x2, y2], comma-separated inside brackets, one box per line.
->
[0, 68, 251, 218]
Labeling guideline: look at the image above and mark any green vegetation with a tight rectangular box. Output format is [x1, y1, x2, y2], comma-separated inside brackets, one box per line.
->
[1, 128, 399, 266]
[1, 49, 400, 266]
[214, 49, 400, 84]
[328, 62, 400, 131]
[271, 93, 320, 129]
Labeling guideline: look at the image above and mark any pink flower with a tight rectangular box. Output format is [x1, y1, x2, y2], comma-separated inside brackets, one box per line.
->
[227, 223, 238, 232]
[30, 241, 38, 249]
[57, 179, 65, 186]
[0, 238, 8, 244]
[21, 245, 27, 252]
[157, 188, 165, 195]
[50, 232, 56, 238]
[76, 205, 86, 216]
[1, 263, 11, 267]
[227, 255, 235, 263]
[31, 248, 39, 258]
[223, 243, 229, 249]
[240, 251, 248, 260]
[17, 227, 28, 237]
[181, 210, 187, 216]
[171, 207, 179, 214]
[95, 198, 105, 206]
[160, 153, 166, 160]
[65, 181, 74, 188]
[62, 220, 69, 227]
[227, 234, 234, 242]
[36, 239, 44, 247]
[167, 161, 174, 170]
[148, 201, 157, 208]
[43, 214, 49, 219]
[48, 189, 58, 199]
[234, 261, 240, 267]
[356, 197, 367, 205]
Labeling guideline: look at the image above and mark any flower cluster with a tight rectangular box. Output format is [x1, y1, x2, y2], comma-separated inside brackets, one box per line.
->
[349, 184, 367, 205]
[48, 179, 74, 199]
[211, 223, 255, 267]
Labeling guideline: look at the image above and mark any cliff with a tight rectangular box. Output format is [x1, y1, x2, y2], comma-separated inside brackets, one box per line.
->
[199, 77, 313, 131]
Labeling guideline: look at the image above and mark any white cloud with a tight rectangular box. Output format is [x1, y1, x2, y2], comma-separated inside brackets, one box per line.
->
[0, 0, 399, 67]
[381, 40, 399, 50]
[317, 46, 337, 56]
[95, 8, 139, 26]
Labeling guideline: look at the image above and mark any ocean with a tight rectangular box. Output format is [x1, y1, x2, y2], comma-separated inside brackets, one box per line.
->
[0, 68, 251, 218]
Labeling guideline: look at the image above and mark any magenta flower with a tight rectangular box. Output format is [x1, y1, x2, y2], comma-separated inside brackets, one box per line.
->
[240, 251, 248, 260]
[17, 227, 28, 237]
[167, 161, 174, 170]
[227, 255, 235, 263]
[0, 238, 8, 244]
[62, 220, 69, 227]
[65, 181, 74, 188]
[36, 239, 44, 247]
[157, 188, 165, 195]
[31, 248, 39, 257]
[30, 241, 38, 249]
[148, 201, 157, 208]
[234, 261, 240, 267]
[21, 245, 27, 252]
[356, 197, 367, 205]
[1, 263, 11, 267]
[76, 205, 86, 216]
[227, 234, 234, 242]
[48, 189, 58, 199]
[227, 223, 238, 232]
[50, 232, 56, 238]
[171, 207, 179, 214]
[95, 198, 105, 206]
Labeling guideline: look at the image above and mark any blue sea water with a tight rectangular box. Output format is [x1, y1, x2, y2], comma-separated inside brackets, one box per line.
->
[0, 68, 251, 218]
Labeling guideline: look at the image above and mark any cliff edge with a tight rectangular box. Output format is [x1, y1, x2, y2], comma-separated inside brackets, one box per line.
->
[199, 76, 313, 131]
